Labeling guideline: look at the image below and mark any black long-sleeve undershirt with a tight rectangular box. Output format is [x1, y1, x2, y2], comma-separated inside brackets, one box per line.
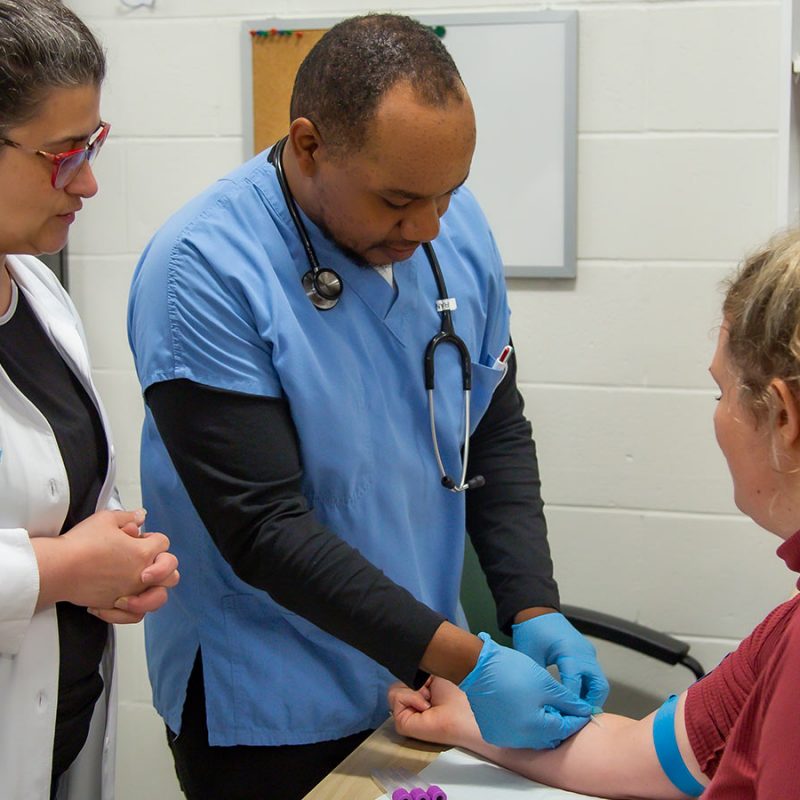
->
[465, 350, 559, 633]
[145, 349, 558, 685]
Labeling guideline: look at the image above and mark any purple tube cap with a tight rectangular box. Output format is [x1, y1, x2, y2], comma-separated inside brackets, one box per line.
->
[409, 789, 431, 800]
[426, 785, 447, 800]
[391, 790, 413, 800]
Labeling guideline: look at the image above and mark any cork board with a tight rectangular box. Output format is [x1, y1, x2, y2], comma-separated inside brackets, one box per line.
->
[249, 28, 327, 154]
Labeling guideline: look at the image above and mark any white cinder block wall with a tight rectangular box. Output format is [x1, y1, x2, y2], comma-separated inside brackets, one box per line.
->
[64, 1, 790, 797]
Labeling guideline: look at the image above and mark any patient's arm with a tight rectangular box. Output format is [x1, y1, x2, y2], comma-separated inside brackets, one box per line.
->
[389, 678, 706, 800]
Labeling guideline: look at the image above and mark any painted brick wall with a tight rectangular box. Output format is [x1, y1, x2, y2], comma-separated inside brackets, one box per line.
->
[64, 2, 788, 796]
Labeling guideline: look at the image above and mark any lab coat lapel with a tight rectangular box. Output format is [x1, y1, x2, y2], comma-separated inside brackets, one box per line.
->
[9, 260, 92, 381]
[44, 312, 92, 381]
[6, 256, 118, 512]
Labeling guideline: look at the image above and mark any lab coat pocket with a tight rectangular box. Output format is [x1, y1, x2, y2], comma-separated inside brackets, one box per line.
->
[468, 360, 505, 433]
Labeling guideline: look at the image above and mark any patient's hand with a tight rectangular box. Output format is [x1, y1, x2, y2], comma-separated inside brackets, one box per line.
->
[389, 677, 482, 751]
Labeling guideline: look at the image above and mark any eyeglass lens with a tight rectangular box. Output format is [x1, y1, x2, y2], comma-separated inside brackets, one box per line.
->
[53, 124, 109, 189]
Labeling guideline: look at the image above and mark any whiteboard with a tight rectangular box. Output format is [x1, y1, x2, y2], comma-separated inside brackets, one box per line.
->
[242, 11, 577, 278]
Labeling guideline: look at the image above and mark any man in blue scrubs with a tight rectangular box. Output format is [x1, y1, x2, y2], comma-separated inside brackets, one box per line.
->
[128, 14, 608, 800]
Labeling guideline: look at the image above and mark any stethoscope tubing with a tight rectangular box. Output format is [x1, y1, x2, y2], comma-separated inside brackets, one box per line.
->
[270, 136, 481, 492]
[428, 387, 472, 492]
[271, 138, 320, 271]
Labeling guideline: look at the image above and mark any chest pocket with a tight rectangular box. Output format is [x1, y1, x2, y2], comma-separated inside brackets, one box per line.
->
[468, 360, 506, 434]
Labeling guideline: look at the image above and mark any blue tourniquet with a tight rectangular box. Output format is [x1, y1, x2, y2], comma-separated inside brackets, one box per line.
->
[653, 694, 705, 797]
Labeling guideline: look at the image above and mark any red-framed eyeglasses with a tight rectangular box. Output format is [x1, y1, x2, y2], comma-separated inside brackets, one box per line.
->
[0, 120, 111, 189]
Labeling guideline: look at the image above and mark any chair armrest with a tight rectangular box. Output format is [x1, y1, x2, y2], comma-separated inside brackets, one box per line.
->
[562, 604, 705, 680]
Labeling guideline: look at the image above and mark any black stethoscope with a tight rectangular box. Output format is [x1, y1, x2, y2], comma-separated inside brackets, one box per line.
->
[269, 137, 484, 492]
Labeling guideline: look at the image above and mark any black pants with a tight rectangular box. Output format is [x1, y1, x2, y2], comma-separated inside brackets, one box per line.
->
[166, 653, 373, 800]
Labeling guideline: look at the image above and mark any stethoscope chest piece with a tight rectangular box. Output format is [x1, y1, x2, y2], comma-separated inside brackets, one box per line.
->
[270, 136, 343, 311]
[303, 267, 343, 310]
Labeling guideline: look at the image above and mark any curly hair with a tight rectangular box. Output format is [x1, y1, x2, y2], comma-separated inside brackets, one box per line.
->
[723, 229, 800, 424]
[289, 14, 465, 155]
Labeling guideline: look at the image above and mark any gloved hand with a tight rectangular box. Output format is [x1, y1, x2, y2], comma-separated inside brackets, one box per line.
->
[512, 612, 610, 708]
[459, 633, 592, 749]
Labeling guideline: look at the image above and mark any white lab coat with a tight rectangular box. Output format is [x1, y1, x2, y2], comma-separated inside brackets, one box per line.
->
[0, 254, 119, 800]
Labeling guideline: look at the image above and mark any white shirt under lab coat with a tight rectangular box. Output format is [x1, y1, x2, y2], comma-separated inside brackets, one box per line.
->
[0, 254, 119, 800]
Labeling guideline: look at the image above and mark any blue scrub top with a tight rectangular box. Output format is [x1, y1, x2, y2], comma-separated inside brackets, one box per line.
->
[128, 150, 511, 746]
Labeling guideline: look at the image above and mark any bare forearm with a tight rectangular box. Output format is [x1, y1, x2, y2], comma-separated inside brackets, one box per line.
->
[462, 713, 685, 800]
[392, 678, 702, 799]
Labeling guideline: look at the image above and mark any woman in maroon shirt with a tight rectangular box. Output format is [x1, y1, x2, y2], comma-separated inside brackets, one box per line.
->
[388, 228, 800, 799]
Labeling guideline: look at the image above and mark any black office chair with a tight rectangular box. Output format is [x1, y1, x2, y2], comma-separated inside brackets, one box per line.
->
[460, 539, 706, 707]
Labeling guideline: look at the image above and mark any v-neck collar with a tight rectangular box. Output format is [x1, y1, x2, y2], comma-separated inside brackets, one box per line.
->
[286, 199, 425, 343]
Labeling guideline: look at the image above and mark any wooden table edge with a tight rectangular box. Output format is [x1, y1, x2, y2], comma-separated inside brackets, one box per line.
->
[302, 718, 447, 800]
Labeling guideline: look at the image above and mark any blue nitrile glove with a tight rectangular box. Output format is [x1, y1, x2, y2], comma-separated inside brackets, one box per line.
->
[459, 632, 592, 749]
[513, 613, 610, 708]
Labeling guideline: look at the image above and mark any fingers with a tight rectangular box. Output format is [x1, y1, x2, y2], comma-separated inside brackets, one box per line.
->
[119, 521, 142, 539]
[138, 531, 171, 559]
[583, 674, 611, 708]
[531, 707, 592, 749]
[555, 710, 592, 743]
[108, 508, 146, 537]
[401, 691, 431, 713]
[114, 586, 170, 615]
[560, 672, 583, 699]
[387, 682, 407, 706]
[141, 551, 179, 586]
[388, 684, 431, 713]
[108, 507, 147, 530]
[130, 532, 173, 579]
[558, 658, 610, 707]
[540, 673, 592, 717]
[88, 606, 146, 625]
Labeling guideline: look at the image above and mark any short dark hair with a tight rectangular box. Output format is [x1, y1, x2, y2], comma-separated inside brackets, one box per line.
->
[0, 0, 106, 137]
[290, 14, 464, 154]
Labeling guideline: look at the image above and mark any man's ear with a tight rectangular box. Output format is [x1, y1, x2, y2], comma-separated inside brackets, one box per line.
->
[288, 117, 323, 177]
[770, 379, 800, 451]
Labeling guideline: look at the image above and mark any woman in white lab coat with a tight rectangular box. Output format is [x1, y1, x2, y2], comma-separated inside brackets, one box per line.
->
[0, 2, 179, 798]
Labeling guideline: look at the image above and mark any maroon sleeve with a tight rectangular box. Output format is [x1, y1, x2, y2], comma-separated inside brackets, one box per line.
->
[755, 606, 800, 798]
[685, 597, 799, 778]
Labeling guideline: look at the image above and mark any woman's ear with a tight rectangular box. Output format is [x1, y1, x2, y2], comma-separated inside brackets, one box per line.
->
[288, 118, 323, 177]
[770, 379, 800, 452]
